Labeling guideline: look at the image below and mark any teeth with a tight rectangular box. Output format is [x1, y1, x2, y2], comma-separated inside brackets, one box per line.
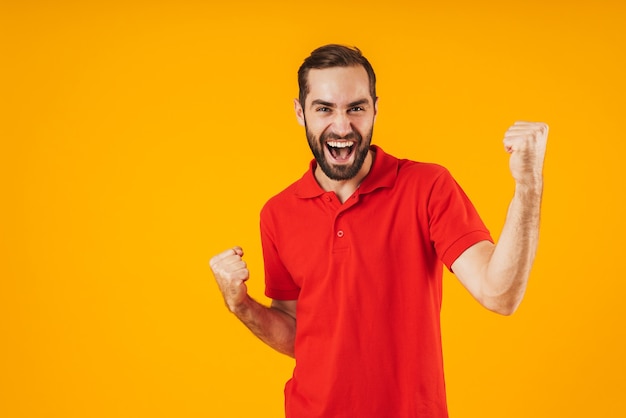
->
[327, 141, 354, 148]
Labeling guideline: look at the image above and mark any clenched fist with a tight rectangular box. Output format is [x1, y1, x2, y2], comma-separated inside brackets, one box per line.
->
[503, 121, 549, 187]
[210, 246, 250, 312]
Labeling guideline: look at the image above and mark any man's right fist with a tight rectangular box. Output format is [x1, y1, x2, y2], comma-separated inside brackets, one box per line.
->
[209, 246, 250, 312]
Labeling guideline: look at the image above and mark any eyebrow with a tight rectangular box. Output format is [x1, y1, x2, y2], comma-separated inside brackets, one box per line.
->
[309, 98, 370, 108]
[310, 99, 334, 108]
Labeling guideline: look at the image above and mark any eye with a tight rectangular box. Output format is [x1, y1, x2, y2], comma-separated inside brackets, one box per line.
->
[316, 107, 331, 112]
[349, 106, 364, 112]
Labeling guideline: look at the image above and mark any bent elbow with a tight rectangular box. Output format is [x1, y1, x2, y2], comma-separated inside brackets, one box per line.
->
[482, 293, 524, 316]
[491, 303, 519, 316]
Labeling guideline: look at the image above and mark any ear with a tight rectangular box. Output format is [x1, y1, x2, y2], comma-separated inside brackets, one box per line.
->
[294, 98, 305, 127]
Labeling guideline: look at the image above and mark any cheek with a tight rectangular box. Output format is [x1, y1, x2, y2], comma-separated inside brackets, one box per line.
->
[354, 119, 374, 135]
[304, 116, 321, 131]
[312, 123, 334, 140]
[306, 126, 324, 144]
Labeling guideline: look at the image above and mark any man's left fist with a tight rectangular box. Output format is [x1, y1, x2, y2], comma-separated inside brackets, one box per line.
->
[503, 121, 549, 187]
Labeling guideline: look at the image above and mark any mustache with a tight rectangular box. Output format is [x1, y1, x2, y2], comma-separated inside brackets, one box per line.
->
[321, 131, 359, 141]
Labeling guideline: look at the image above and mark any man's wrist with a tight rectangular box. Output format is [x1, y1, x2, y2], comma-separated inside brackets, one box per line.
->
[515, 177, 543, 197]
[230, 294, 254, 317]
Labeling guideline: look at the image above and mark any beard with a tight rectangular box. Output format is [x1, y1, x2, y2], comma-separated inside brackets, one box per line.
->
[306, 124, 373, 181]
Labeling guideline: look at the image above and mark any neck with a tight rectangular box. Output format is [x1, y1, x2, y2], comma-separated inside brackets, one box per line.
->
[315, 149, 374, 204]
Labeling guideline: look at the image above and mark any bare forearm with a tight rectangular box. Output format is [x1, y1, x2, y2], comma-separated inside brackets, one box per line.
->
[484, 182, 543, 313]
[231, 296, 296, 357]
[453, 122, 547, 315]
[210, 247, 296, 357]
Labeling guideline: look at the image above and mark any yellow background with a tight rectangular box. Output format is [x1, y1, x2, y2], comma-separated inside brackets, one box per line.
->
[1, 0, 625, 417]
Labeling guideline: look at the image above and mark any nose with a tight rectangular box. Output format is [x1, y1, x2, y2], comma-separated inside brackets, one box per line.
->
[332, 112, 353, 137]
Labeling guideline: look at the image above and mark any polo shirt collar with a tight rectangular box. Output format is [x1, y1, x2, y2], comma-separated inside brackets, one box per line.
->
[294, 145, 398, 199]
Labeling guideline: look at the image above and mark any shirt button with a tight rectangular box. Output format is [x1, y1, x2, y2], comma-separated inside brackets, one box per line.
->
[337, 230, 344, 238]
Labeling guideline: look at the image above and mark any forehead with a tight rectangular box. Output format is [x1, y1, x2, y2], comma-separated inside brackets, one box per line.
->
[305, 65, 371, 107]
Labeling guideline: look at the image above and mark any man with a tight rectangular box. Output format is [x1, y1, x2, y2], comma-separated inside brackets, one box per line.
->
[210, 44, 548, 417]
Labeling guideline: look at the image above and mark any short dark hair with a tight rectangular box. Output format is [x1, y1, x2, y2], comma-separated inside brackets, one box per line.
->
[297, 44, 377, 107]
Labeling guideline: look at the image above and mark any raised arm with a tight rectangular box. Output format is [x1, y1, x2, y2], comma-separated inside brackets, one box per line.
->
[210, 246, 297, 357]
[452, 121, 548, 315]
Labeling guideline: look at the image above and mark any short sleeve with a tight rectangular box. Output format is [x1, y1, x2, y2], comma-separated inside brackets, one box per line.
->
[428, 170, 493, 270]
[260, 206, 301, 300]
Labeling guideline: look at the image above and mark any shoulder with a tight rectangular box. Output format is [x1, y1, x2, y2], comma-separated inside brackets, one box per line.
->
[396, 158, 453, 188]
[364, 146, 452, 194]
[260, 173, 311, 221]
[398, 159, 448, 176]
[262, 181, 297, 212]
[375, 146, 449, 179]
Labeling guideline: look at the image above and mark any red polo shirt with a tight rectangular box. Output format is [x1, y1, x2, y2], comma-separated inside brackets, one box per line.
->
[261, 146, 492, 418]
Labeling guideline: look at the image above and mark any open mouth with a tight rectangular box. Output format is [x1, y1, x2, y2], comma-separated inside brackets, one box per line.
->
[325, 140, 356, 162]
